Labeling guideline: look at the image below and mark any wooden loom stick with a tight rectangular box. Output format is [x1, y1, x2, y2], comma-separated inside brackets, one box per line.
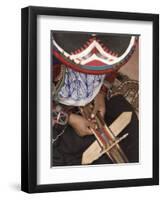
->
[88, 105, 129, 163]
[96, 111, 129, 162]
[80, 105, 116, 162]
[82, 112, 132, 165]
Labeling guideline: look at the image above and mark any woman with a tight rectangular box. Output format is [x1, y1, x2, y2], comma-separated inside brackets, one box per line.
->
[51, 32, 139, 166]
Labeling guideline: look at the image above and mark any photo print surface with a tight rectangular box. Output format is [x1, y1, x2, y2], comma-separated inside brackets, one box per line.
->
[51, 31, 139, 167]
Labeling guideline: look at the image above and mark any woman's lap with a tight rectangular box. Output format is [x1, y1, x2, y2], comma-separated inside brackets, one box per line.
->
[52, 95, 139, 166]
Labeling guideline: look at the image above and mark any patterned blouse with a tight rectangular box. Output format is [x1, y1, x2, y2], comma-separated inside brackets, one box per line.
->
[57, 68, 105, 106]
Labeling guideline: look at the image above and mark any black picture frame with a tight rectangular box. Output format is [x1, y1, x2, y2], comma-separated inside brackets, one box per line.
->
[21, 6, 159, 193]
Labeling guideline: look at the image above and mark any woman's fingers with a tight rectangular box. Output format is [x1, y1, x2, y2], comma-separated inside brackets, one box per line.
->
[98, 108, 105, 118]
[86, 127, 93, 135]
[86, 120, 98, 131]
[91, 104, 98, 119]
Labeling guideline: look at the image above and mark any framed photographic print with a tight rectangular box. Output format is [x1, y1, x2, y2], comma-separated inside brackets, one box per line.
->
[21, 6, 159, 193]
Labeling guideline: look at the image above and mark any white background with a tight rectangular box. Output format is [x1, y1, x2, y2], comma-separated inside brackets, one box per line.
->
[0, 0, 161, 199]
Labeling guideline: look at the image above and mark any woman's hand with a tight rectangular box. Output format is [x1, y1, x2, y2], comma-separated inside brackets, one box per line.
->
[91, 92, 106, 119]
[68, 113, 95, 137]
